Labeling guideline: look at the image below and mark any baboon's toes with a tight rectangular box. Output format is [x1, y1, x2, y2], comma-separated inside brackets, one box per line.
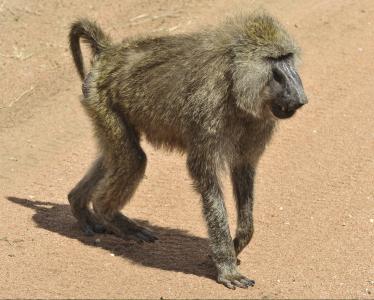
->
[78, 218, 107, 236]
[109, 225, 158, 243]
[80, 223, 107, 236]
[80, 223, 95, 236]
[74, 209, 107, 236]
[105, 215, 158, 243]
[130, 228, 158, 243]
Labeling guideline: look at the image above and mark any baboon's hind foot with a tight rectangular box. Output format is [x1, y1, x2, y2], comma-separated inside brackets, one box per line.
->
[71, 207, 107, 236]
[104, 213, 158, 243]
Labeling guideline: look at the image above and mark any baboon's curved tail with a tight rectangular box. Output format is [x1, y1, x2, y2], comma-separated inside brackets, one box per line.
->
[69, 19, 111, 80]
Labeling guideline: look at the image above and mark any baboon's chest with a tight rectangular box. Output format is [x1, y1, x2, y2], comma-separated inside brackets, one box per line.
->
[227, 119, 276, 155]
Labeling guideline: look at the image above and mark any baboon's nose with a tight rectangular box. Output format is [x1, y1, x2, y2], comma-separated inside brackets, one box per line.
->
[287, 93, 307, 111]
[287, 81, 308, 110]
[289, 101, 305, 111]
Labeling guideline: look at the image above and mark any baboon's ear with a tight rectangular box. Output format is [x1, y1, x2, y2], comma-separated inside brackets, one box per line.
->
[232, 60, 269, 117]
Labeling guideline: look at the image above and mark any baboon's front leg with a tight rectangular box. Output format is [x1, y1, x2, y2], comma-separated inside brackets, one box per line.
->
[231, 163, 255, 258]
[187, 154, 255, 289]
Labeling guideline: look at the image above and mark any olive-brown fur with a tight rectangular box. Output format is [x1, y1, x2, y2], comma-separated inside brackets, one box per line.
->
[68, 12, 303, 289]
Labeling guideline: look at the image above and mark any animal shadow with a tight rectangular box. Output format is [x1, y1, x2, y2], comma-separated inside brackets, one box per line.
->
[7, 197, 215, 280]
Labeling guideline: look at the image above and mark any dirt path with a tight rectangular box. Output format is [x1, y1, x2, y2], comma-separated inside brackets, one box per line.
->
[1, 0, 373, 298]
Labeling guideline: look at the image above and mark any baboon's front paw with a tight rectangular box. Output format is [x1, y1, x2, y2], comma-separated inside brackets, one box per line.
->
[217, 272, 255, 290]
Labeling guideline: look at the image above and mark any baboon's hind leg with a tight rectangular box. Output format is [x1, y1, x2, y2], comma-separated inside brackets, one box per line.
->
[68, 156, 107, 235]
[89, 104, 157, 243]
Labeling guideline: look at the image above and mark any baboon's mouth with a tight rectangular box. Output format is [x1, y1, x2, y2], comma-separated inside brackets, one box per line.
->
[270, 103, 296, 119]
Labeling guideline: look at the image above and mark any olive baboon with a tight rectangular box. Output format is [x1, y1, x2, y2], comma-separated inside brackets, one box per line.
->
[68, 12, 307, 289]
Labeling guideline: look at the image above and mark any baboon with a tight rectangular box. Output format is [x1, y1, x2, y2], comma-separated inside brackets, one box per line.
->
[68, 12, 307, 289]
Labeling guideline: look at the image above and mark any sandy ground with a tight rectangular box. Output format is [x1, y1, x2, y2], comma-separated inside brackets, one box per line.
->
[0, 0, 373, 298]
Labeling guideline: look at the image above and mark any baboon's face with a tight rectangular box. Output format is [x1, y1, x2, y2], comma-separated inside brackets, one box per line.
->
[266, 55, 308, 119]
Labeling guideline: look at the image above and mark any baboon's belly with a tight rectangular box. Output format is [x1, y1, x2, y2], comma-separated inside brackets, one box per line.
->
[131, 115, 188, 152]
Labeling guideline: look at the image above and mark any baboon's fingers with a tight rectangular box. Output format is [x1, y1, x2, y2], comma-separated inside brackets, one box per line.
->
[218, 273, 255, 290]
[232, 279, 249, 289]
[220, 279, 236, 290]
[239, 277, 255, 287]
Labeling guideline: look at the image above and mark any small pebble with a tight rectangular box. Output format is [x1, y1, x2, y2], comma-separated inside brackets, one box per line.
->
[370, 219, 373, 223]
[110, 253, 115, 257]
[279, 207, 283, 211]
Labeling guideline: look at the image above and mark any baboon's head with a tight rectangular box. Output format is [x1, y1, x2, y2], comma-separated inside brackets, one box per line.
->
[264, 53, 308, 119]
[228, 13, 308, 119]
